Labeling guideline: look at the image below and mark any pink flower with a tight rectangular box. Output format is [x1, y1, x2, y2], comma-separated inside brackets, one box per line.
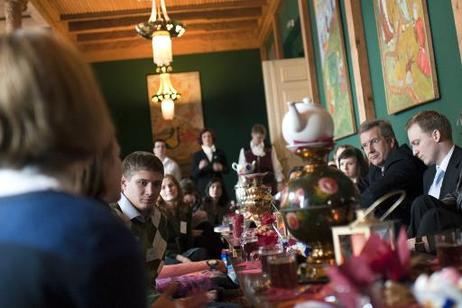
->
[261, 212, 275, 225]
[318, 177, 338, 195]
[257, 230, 278, 247]
[286, 212, 300, 230]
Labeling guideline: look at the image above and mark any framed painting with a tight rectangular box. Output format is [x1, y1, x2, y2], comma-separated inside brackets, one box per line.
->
[374, 0, 439, 114]
[313, 0, 356, 139]
[147, 71, 204, 176]
[452, 0, 462, 63]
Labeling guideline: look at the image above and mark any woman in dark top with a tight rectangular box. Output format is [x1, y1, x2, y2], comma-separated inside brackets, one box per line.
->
[157, 175, 208, 264]
[201, 178, 230, 226]
[192, 128, 229, 197]
[337, 146, 369, 185]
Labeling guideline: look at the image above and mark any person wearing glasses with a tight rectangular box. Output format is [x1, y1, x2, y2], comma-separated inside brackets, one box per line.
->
[358, 119, 426, 226]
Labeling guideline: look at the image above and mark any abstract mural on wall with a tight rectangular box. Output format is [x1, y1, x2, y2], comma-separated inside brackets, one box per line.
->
[374, 0, 439, 114]
[313, 0, 356, 139]
[147, 71, 204, 176]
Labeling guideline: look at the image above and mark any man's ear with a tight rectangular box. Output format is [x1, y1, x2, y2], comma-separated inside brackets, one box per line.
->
[121, 176, 127, 191]
[432, 129, 441, 143]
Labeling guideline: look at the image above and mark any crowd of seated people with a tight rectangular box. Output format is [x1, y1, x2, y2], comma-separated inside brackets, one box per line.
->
[2, 28, 462, 307]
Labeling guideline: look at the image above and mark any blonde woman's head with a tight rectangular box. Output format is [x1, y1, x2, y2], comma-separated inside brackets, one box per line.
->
[0, 29, 114, 172]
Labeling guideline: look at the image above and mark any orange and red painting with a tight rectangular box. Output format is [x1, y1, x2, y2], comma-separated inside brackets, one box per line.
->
[147, 71, 204, 176]
[374, 0, 439, 114]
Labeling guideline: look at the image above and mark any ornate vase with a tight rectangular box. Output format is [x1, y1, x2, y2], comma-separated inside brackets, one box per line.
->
[233, 172, 273, 225]
[280, 99, 359, 280]
[240, 173, 273, 223]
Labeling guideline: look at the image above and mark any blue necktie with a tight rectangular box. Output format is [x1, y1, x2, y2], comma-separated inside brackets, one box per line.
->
[429, 168, 445, 198]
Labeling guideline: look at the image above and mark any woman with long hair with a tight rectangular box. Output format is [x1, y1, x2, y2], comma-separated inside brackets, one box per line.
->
[201, 177, 230, 226]
[157, 175, 208, 264]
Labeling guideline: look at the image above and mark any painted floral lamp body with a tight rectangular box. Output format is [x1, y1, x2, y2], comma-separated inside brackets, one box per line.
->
[279, 98, 358, 280]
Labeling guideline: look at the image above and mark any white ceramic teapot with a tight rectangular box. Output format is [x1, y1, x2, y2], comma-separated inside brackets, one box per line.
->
[232, 160, 256, 175]
[281, 97, 334, 146]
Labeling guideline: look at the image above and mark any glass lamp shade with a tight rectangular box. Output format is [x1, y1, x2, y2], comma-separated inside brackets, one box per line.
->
[152, 30, 172, 67]
[161, 98, 174, 120]
[331, 210, 396, 264]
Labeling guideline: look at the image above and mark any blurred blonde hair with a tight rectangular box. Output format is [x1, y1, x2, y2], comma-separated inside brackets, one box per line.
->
[0, 29, 113, 171]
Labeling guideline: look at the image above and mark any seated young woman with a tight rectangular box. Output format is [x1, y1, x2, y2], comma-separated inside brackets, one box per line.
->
[201, 177, 230, 226]
[158, 174, 209, 264]
[338, 147, 369, 185]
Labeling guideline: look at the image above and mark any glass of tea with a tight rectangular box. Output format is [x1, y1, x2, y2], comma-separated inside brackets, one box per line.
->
[241, 235, 259, 261]
[267, 253, 298, 289]
[250, 245, 284, 274]
[435, 229, 462, 269]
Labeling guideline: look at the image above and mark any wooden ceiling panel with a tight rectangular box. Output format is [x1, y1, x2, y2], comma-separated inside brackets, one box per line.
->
[29, 0, 273, 62]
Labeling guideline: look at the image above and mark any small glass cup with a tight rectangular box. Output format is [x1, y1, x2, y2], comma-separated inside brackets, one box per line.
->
[267, 253, 298, 289]
[435, 229, 462, 269]
[241, 235, 259, 261]
[250, 245, 284, 274]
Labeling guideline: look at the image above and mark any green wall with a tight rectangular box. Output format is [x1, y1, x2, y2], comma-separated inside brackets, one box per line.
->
[92, 49, 268, 194]
[304, 0, 462, 149]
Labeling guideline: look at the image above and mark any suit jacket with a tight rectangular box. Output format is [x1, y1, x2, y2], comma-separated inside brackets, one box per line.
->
[192, 148, 229, 197]
[423, 145, 462, 199]
[359, 144, 427, 225]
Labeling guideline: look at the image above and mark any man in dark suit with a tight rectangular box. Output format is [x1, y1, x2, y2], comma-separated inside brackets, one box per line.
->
[408, 111, 462, 198]
[407, 111, 462, 237]
[358, 119, 426, 226]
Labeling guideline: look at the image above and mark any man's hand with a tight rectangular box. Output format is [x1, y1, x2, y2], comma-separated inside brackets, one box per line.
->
[210, 260, 226, 273]
[199, 159, 209, 170]
[212, 162, 223, 172]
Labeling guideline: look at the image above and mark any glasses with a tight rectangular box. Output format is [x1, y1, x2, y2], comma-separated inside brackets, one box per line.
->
[360, 137, 383, 150]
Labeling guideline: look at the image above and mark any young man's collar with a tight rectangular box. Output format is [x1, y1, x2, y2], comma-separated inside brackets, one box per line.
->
[118, 193, 144, 221]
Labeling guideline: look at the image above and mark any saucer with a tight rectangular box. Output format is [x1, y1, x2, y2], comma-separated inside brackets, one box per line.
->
[286, 141, 333, 151]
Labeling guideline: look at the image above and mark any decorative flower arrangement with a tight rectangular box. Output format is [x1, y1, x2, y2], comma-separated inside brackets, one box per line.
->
[326, 228, 415, 307]
[255, 213, 279, 247]
[414, 268, 462, 307]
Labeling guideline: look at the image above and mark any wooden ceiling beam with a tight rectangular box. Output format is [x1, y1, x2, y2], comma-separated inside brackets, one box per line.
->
[82, 37, 259, 63]
[257, 0, 282, 45]
[61, 0, 267, 21]
[76, 19, 259, 42]
[29, 0, 67, 36]
[68, 7, 262, 32]
[81, 30, 257, 51]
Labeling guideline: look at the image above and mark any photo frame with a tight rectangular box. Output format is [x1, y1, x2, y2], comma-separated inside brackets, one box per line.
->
[373, 0, 439, 114]
[313, 0, 356, 139]
[147, 71, 204, 176]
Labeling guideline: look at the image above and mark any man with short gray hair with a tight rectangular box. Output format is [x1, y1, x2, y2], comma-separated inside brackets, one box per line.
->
[358, 119, 426, 226]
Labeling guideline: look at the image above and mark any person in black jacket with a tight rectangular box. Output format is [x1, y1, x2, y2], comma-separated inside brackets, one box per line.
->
[358, 119, 426, 226]
[192, 128, 229, 197]
[407, 111, 462, 237]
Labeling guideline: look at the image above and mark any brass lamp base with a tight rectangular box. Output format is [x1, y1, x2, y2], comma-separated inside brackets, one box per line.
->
[304, 242, 335, 281]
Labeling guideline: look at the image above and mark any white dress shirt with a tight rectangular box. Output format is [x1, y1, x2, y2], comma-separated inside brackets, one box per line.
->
[162, 156, 182, 181]
[201, 145, 216, 162]
[238, 141, 284, 182]
[428, 145, 455, 199]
